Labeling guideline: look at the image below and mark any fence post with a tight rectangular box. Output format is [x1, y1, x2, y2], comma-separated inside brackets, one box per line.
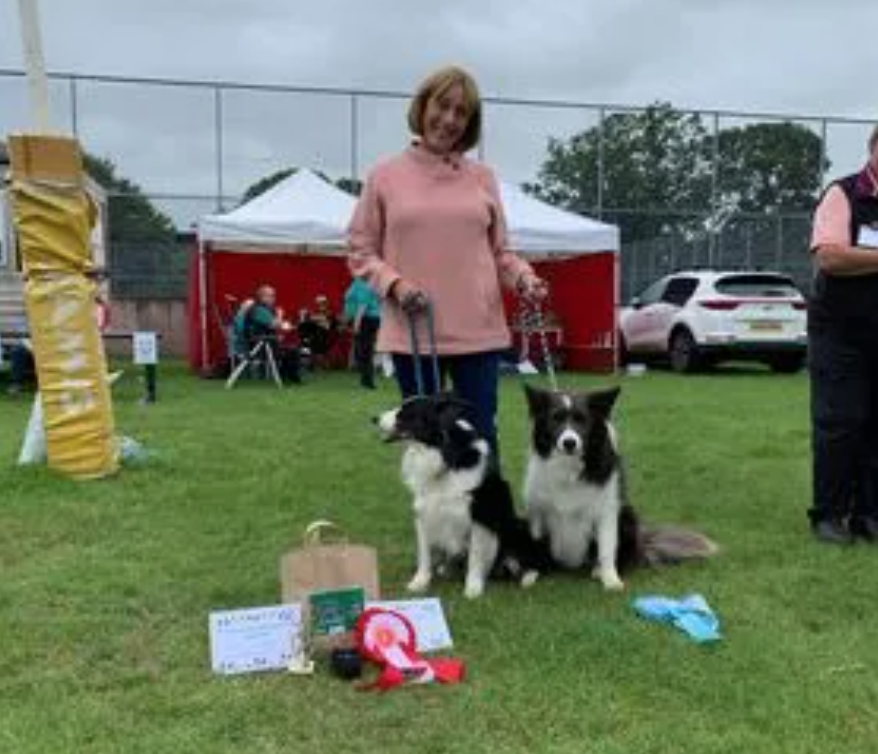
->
[775, 213, 784, 271]
[68, 76, 78, 137]
[213, 86, 224, 211]
[819, 118, 829, 189]
[597, 106, 605, 219]
[349, 92, 359, 181]
[708, 112, 720, 267]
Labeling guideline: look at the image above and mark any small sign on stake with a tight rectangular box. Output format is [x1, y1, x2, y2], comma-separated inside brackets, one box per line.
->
[132, 331, 158, 365]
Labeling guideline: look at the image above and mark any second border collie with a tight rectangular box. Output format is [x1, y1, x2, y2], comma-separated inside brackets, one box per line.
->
[524, 384, 718, 591]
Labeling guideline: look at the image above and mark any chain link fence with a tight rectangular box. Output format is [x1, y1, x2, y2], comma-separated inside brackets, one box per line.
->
[1, 69, 873, 302]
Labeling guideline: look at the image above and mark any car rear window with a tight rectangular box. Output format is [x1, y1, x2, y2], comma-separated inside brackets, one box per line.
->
[715, 275, 800, 298]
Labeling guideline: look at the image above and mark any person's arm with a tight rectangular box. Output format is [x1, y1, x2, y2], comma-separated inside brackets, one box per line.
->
[348, 171, 403, 298]
[812, 185, 878, 276]
[249, 305, 276, 332]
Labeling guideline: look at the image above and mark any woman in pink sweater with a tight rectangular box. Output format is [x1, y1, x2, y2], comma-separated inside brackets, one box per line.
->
[348, 66, 546, 454]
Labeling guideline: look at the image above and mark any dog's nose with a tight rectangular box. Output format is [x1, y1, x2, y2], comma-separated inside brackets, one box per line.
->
[562, 437, 578, 453]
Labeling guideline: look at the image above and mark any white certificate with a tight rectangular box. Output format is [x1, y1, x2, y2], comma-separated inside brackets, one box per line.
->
[209, 604, 302, 675]
[367, 598, 453, 652]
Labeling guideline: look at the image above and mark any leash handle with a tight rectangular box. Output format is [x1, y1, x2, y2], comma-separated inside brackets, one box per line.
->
[405, 301, 441, 397]
[521, 298, 559, 391]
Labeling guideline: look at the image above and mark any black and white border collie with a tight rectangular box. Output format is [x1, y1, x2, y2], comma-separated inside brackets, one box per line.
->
[524, 384, 718, 591]
[377, 394, 543, 599]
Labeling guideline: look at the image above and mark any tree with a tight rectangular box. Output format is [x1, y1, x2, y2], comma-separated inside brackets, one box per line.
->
[531, 105, 829, 244]
[239, 167, 297, 205]
[716, 122, 827, 212]
[532, 103, 713, 241]
[239, 168, 361, 206]
[83, 154, 175, 243]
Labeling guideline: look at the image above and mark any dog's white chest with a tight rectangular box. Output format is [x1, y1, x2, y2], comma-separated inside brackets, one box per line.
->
[525, 456, 620, 569]
[402, 445, 479, 559]
[416, 494, 472, 557]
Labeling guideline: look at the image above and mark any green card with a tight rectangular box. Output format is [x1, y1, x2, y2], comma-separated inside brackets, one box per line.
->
[308, 587, 365, 637]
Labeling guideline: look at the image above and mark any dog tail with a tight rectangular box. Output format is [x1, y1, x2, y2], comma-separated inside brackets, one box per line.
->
[640, 526, 720, 566]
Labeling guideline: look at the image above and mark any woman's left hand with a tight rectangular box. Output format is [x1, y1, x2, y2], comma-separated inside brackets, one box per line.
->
[520, 274, 549, 302]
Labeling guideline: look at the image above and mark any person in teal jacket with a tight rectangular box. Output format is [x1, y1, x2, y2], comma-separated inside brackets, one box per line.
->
[344, 278, 381, 389]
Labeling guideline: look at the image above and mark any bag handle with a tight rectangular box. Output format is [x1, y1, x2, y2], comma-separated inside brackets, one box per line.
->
[303, 520, 349, 546]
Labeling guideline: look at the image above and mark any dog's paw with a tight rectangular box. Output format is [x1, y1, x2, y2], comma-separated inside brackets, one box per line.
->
[464, 580, 485, 600]
[520, 570, 539, 589]
[407, 572, 431, 593]
[600, 572, 625, 592]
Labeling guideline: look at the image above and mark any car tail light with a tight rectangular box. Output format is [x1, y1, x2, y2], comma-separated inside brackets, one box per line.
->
[792, 301, 807, 310]
[698, 300, 741, 311]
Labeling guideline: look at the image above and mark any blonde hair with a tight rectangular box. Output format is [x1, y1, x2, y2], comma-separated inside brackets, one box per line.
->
[407, 66, 482, 154]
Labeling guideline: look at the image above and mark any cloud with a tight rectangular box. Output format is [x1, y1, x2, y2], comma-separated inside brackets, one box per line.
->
[1, 0, 875, 226]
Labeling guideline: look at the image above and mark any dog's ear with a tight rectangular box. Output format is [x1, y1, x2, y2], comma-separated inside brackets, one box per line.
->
[524, 384, 551, 418]
[440, 419, 483, 470]
[587, 386, 621, 420]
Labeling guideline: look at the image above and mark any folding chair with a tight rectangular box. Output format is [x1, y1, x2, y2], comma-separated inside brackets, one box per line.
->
[225, 334, 283, 389]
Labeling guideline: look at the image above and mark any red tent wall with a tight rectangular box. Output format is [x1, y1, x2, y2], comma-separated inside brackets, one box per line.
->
[504, 253, 617, 372]
[189, 247, 616, 374]
[193, 249, 350, 374]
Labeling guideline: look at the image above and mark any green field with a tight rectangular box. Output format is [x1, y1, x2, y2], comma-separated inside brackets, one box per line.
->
[1, 365, 876, 754]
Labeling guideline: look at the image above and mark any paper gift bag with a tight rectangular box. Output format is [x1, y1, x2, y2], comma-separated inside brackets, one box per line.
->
[280, 521, 380, 603]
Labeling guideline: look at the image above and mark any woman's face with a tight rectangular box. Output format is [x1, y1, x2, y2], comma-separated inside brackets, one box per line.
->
[421, 83, 471, 156]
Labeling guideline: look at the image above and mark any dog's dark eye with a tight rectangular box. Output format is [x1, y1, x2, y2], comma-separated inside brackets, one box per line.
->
[570, 410, 588, 423]
[551, 409, 567, 423]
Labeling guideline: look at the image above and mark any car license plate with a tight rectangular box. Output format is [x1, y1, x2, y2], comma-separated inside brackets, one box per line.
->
[749, 321, 782, 332]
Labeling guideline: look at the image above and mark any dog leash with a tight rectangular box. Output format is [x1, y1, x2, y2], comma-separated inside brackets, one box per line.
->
[520, 298, 559, 392]
[405, 299, 442, 397]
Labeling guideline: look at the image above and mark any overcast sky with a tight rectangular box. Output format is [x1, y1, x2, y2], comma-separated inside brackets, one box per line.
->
[1, 0, 876, 225]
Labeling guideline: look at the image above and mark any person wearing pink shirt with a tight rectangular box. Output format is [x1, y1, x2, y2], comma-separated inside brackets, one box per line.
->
[348, 66, 547, 455]
[807, 124, 878, 545]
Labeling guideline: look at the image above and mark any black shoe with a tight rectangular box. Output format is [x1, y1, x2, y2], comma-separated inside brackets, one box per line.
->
[360, 377, 376, 390]
[812, 519, 854, 546]
[849, 517, 878, 542]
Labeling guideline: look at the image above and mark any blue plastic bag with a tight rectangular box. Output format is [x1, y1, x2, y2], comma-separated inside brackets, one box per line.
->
[633, 594, 721, 643]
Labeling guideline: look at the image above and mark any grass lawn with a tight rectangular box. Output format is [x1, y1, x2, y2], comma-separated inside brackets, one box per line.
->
[1, 364, 877, 753]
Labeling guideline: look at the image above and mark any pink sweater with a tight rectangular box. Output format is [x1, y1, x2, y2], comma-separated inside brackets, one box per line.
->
[347, 145, 533, 355]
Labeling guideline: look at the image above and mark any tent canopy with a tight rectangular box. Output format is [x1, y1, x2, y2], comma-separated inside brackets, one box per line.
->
[197, 168, 619, 256]
[198, 169, 356, 249]
[498, 180, 619, 255]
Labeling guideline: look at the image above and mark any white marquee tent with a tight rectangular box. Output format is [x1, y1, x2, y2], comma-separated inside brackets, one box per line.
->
[197, 168, 620, 256]
[193, 168, 620, 372]
[198, 168, 357, 249]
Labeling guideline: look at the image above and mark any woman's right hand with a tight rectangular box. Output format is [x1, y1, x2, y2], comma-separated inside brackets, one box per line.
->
[391, 279, 429, 313]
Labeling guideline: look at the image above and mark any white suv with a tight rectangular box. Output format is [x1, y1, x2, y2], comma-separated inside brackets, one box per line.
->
[620, 271, 808, 373]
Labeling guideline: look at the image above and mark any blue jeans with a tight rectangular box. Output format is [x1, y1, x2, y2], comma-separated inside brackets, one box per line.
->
[392, 351, 501, 455]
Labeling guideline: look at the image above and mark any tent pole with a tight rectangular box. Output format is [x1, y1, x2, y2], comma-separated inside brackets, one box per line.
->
[612, 250, 620, 374]
[198, 239, 209, 373]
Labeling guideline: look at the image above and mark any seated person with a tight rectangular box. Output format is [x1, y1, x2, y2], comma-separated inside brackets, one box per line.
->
[233, 285, 301, 384]
[297, 295, 338, 361]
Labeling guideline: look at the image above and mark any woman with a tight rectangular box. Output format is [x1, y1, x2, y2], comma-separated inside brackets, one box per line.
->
[348, 66, 547, 454]
[807, 123, 878, 544]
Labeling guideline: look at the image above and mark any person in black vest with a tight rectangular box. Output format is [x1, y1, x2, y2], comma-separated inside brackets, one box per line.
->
[808, 124, 878, 544]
